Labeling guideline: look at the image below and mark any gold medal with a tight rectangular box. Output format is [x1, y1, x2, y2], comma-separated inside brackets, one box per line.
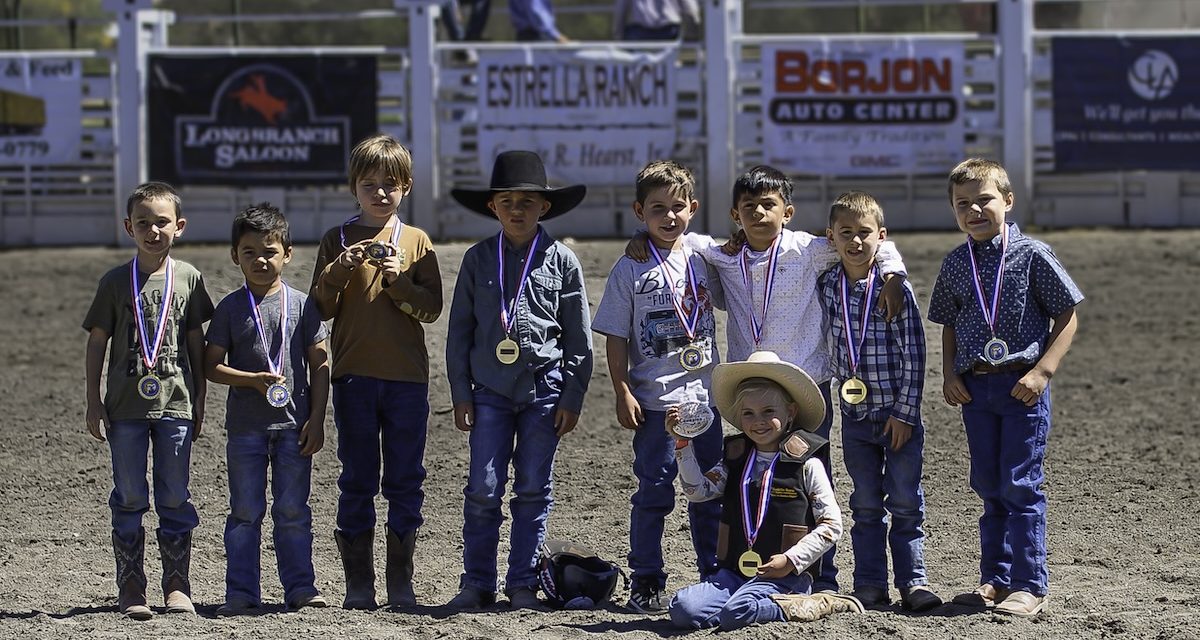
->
[496, 337, 520, 365]
[738, 549, 763, 577]
[137, 374, 162, 401]
[840, 376, 868, 405]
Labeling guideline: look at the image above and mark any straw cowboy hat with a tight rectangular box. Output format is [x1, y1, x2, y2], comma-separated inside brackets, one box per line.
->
[711, 351, 826, 433]
[451, 150, 587, 221]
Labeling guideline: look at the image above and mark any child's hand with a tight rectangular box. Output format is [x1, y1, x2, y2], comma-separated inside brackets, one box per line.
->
[192, 406, 204, 441]
[878, 274, 907, 321]
[615, 390, 643, 430]
[943, 372, 972, 406]
[254, 372, 286, 396]
[757, 554, 794, 579]
[337, 240, 370, 270]
[883, 416, 913, 451]
[665, 406, 682, 438]
[720, 229, 747, 256]
[555, 409, 580, 437]
[86, 400, 108, 442]
[377, 245, 407, 284]
[299, 418, 325, 456]
[453, 402, 475, 432]
[1012, 368, 1050, 406]
[624, 232, 650, 262]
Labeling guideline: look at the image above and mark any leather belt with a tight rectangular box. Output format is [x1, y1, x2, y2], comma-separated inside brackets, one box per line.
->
[969, 361, 1031, 375]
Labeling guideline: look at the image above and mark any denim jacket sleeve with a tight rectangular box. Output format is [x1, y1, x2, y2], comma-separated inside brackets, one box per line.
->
[555, 249, 594, 415]
[446, 249, 478, 407]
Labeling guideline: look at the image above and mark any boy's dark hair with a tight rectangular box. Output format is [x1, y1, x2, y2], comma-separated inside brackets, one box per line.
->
[731, 165, 793, 207]
[126, 181, 182, 220]
[349, 133, 414, 193]
[829, 191, 885, 228]
[948, 158, 1013, 199]
[231, 202, 291, 250]
[635, 160, 696, 204]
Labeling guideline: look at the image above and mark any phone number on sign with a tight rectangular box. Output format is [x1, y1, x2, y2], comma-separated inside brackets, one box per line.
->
[0, 140, 51, 158]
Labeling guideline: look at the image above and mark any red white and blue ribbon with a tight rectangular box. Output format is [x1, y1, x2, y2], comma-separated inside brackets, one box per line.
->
[339, 214, 402, 249]
[647, 240, 701, 341]
[498, 230, 542, 336]
[738, 236, 782, 347]
[839, 265, 878, 377]
[966, 223, 1009, 336]
[245, 283, 289, 379]
[130, 256, 175, 372]
[740, 452, 780, 548]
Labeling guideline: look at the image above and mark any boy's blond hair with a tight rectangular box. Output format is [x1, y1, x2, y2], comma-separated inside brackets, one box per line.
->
[948, 158, 1012, 199]
[635, 160, 696, 204]
[126, 181, 182, 220]
[348, 134, 414, 192]
[829, 191, 884, 228]
[731, 378, 796, 426]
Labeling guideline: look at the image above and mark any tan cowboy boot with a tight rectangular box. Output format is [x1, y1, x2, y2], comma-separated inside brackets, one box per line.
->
[771, 592, 866, 622]
[157, 529, 195, 614]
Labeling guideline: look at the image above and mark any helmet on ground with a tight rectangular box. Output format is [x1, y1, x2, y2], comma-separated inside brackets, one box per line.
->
[536, 539, 622, 609]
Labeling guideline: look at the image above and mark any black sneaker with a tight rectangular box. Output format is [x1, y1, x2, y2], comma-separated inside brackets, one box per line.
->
[625, 581, 666, 614]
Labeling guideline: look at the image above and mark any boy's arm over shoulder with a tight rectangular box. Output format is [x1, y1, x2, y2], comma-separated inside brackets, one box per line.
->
[556, 245, 594, 416]
[446, 246, 480, 407]
[310, 229, 353, 320]
[381, 226, 444, 323]
[889, 282, 926, 426]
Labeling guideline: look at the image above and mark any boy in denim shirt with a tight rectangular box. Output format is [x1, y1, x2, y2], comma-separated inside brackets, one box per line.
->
[205, 204, 329, 615]
[445, 150, 593, 609]
[817, 191, 941, 612]
[929, 158, 1083, 617]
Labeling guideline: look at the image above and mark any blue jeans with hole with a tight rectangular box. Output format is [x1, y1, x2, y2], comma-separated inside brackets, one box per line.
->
[962, 371, 1052, 596]
[224, 429, 317, 606]
[669, 567, 809, 630]
[628, 408, 723, 587]
[460, 376, 561, 593]
[332, 376, 429, 538]
[841, 414, 929, 590]
[107, 418, 198, 544]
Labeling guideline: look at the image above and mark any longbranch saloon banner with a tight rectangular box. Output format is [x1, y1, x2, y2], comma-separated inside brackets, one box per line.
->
[761, 40, 964, 176]
[476, 47, 678, 186]
[147, 55, 377, 186]
[0, 57, 82, 165]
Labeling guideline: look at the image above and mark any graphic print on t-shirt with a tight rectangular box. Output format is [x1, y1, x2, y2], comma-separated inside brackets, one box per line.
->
[124, 287, 189, 380]
[635, 266, 716, 358]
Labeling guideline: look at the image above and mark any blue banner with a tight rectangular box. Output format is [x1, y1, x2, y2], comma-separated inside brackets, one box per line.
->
[1052, 37, 1200, 171]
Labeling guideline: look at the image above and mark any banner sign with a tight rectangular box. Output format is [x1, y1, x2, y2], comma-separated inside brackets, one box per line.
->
[476, 47, 677, 186]
[761, 40, 964, 176]
[1052, 37, 1200, 171]
[0, 57, 82, 165]
[147, 55, 377, 186]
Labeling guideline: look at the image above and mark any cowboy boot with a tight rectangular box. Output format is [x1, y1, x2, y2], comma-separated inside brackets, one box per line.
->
[335, 529, 376, 609]
[386, 528, 417, 606]
[770, 592, 865, 622]
[112, 528, 152, 620]
[157, 529, 195, 614]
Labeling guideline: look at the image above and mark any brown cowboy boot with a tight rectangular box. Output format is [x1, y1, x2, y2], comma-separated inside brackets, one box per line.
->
[113, 528, 152, 620]
[385, 528, 417, 607]
[771, 592, 865, 622]
[335, 529, 376, 609]
[157, 529, 195, 614]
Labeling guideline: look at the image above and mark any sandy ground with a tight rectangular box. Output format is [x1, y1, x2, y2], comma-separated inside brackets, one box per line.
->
[0, 229, 1198, 640]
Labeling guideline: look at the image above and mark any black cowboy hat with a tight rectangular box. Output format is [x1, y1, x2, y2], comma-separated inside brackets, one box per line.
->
[451, 150, 587, 220]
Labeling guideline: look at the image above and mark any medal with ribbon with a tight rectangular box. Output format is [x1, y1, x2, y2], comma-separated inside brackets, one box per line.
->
[738, 236, 782, 348]
[340, 214, 403, 263]
[130, 256, 175, 401]
[738, 451, 780, 577]
[245, 284, 291, 408]
[647, 240, 706, 371]
[495, 230, 541, 365]
[967, 224, 1010, 365]
[838, 266, 877, 405]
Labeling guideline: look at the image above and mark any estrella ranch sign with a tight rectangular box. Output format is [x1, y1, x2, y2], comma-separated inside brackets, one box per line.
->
[147, 55, 377, 186]
[761, 40, 965, 176]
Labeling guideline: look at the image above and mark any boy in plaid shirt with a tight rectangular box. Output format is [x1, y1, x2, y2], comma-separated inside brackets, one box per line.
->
[817, 192, 941, 612]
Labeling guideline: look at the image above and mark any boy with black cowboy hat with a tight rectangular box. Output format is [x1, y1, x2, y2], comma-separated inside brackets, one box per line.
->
[445, 150, 594, 609]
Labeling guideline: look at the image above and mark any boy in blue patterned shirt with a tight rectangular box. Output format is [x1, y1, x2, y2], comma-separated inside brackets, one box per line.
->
[817, 191, 941, 613]
[928, 158, 1083, 618]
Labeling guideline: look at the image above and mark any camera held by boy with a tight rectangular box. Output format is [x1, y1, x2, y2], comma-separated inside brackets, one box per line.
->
[818, 191, 942, 612]
[928, 158, 1083, 618]
[83, 182, 214, 620]
[445, 150, 594, 610]
[592, 160, 725, 613]
[204, 203, 330, 615]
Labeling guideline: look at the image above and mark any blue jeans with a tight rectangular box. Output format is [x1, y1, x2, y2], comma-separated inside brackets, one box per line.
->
[461, 380, 560, 593]
[224, 429, 317, 605]
[669, 567, 809, 631]
[332, 376, 429, 538]
[841, 415, 929, 590]
[813, 381, 839, 591]
[628, 409, 722, 586]
[961, 371, 1052, 596]
[108, 418, 198, 544]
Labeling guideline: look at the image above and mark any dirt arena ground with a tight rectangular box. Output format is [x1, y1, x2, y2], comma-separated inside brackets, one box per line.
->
[0, 228, 1197, 639]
